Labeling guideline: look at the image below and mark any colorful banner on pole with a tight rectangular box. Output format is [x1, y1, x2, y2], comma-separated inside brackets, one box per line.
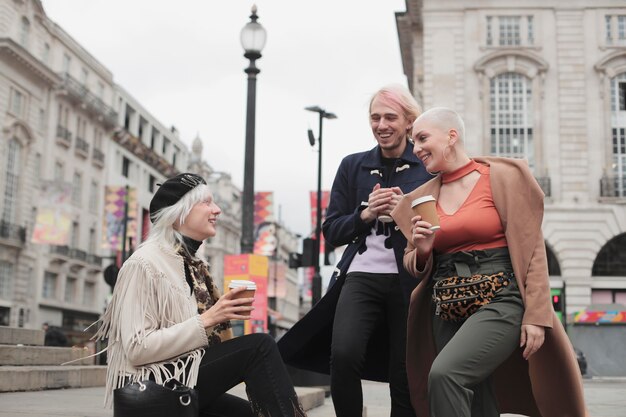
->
[31, 181, 72, 245]
[102, 186, 138, 250]
[573, 310, 626, 324]
[224, 254, 269, 334]
[253, 192, 277, 257]
[309, 191, 331, 253]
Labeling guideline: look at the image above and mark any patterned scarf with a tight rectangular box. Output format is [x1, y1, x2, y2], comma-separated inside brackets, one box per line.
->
[178, 242, 231, 346]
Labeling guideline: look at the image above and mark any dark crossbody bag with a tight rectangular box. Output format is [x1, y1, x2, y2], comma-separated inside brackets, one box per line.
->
[113, 379, 199, 417]
[432, 271, 513, 321]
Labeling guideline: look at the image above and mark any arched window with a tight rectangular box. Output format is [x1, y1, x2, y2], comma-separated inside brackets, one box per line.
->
[610, 72, 626, 196]
[2, 139, 21, 224]
[19, 17, 30, 47]
[545, 243, 561, 276]
[592, 233, 626, 277]
[489, 72, 534, 167]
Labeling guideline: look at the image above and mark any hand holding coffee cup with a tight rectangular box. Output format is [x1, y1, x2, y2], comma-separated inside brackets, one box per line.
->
[228, 280, 256, 308]
[368, 184, 403, 223]
[411, 195, 440, 231]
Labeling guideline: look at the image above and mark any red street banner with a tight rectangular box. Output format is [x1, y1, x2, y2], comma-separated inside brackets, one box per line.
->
[309, 191, 331, 253]
[253, 192, 277, 257]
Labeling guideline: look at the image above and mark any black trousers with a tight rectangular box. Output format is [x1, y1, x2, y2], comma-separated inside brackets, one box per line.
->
[196, 333, 305, 417]
[330, 272, 415, 417]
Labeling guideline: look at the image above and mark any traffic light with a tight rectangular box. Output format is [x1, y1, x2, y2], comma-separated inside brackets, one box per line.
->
[552, 293, 563, 313]
[301, 238, 318, 267]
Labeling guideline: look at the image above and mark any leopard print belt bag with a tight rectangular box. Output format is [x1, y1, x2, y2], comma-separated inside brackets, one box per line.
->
[432, 272, 513, 321]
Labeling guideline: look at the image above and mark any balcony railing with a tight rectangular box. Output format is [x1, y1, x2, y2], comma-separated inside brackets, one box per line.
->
[60, 73, 118, 129]
[69, 248, 87, 262]
[75, 136, 89, 158]
[56, 125, 72, 147]
[0, 220, 26, 244]
[113, 128, 179, 177]
[600, 175, 626, 198]
[50, 245, 70, 257]
[534, 176, 551, 197]
[86, 253, 103, 266]
[92, 147, 105, 167]
[50, 245, 101, 266]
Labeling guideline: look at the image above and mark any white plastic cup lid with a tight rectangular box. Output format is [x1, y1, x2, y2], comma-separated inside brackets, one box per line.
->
[411, 195, 436, 207]
[228, 280, 257, 290]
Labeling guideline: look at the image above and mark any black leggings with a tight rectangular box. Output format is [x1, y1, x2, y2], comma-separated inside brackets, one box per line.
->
[196, 333, 305, 417]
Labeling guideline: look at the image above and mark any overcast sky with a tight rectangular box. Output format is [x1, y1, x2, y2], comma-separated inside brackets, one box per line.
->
[43, 0, 409, 237]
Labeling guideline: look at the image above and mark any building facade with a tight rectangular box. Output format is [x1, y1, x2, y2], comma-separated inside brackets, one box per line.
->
[109, 85, 189, 255]
[0, 0, 302, 339]
[0, 0, 114, 337]
[396, 0, 626, 313]
[187, 135, 242, 290]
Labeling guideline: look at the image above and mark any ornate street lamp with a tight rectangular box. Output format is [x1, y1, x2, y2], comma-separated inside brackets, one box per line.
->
[305, 106, 336, 305]
[240, 5, 267, 254]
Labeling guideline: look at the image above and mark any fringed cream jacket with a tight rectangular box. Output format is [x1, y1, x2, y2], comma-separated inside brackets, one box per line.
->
[94, 241, 210, 407]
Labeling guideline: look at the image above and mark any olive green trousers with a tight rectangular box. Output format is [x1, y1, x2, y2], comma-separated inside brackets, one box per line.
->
[429, 249, 524, 417]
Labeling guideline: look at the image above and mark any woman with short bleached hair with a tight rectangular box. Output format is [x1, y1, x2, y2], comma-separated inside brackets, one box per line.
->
[95, 173, 305, 417]
[392, 108, 587, 417]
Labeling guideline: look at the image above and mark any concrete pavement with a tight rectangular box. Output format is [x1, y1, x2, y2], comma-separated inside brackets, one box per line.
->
[0, 384, 324, 417]
[0, 377, 623, 416]
[307, 378, 626, 417]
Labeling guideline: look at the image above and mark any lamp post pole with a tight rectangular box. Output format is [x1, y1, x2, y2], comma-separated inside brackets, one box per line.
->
[305, 106, 336, 305]
[240, 6, 266, 254]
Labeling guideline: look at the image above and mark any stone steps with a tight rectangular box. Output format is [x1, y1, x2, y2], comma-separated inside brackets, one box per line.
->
[0, 365, 107, 392]
[0, 344, 96, 366]
[0, 326, 105, 392]
[0, 327, 45, 346]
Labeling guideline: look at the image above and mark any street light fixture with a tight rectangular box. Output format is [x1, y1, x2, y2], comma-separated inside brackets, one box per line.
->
[240, 5, 267, 254]
[305, 106, 337, 305]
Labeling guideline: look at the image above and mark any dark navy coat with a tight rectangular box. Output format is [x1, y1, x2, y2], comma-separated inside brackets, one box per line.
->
[278, 140, 432, 382]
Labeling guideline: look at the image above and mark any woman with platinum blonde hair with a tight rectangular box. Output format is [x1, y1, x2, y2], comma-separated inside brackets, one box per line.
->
[391, 108, 587, 417]
[95, 173, 305, 417]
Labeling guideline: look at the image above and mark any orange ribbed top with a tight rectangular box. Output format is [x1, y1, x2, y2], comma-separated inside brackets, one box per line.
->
[433, 160, 507, 254]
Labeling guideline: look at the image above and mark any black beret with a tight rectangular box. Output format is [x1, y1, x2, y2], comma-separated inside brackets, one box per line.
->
[149, 173, 207, 222]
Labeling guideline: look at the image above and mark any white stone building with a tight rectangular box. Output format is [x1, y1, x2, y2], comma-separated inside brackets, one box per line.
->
[0, 0, 114, 338]
[0, 0, 302, 340]
[109, 85, 189, 254]
[188, 135, 242, 290]
[396, 0, 626, 313]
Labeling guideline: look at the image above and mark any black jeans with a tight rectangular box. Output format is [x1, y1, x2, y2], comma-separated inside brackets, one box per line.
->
[196, 333, 305, 417]
[330, 272, 415, 417]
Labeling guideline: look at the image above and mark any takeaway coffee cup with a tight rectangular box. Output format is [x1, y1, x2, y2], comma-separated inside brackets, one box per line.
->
[228, 280, 256, 307]
[411, 195, 440, 230]
[378, 214, 394, 223]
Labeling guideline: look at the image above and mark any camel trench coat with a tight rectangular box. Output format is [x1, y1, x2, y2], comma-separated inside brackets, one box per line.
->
[391, 156, 588, 417]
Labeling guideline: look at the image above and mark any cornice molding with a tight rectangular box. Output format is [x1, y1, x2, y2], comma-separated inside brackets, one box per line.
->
[0, 37, 61, 85]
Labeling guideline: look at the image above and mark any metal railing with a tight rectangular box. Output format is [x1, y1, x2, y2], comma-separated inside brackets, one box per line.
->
[69, 248, 87, 262]
[60, 73, 118, 128]
[92, 148, 105, 165]
[75, 136, 89, 156]
[600, 175, 626, 198]
[86, 253, 103, 266]
[50, 245, 102, 266]
[0, 220, 26, 243]
[56, 125, 72, 147]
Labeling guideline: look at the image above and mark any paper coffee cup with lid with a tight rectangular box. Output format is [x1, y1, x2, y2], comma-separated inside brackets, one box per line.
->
[228, 280, 256, 306]
[411, 195, 440, 230]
